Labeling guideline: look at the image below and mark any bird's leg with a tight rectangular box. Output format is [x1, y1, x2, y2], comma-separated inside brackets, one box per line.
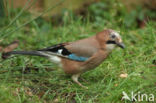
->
[71, 73, 88, 89]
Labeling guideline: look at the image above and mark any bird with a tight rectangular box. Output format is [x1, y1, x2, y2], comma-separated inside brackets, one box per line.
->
[2, 29, 125, 89]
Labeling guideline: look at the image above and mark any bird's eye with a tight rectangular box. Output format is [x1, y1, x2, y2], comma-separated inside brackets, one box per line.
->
[111, 35, 116, 38]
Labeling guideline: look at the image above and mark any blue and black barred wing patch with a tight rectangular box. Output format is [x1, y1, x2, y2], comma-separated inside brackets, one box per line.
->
[38, 43, 89, 62]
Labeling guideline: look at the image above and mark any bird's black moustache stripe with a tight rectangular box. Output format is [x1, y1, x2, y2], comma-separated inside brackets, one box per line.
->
[106, 40, 116, 44]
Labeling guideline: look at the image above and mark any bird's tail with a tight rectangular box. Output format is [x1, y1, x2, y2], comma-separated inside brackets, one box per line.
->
[2, 51, 46, 59]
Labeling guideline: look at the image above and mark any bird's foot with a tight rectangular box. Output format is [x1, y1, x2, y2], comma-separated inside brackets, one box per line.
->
[79, 84, 88, 89]
[72, 74, 88, 89]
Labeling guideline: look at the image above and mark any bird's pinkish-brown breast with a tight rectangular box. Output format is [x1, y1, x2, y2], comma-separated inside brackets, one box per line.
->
[61, 58, 84, 74]
[81, 50, 110, 71]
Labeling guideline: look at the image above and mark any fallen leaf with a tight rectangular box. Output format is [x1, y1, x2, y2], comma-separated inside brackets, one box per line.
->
[149, 65, 156, 67]
[53, 98, 59, 103]
[114, 83, 118, 87]
[120, 73, 128, 78]
[24, 87, 33, 96]
[3, 40, 19, 53]
[0, 46, 3, 52]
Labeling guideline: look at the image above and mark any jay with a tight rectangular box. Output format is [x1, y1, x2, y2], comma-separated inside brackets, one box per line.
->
[2, 29, 125, 89]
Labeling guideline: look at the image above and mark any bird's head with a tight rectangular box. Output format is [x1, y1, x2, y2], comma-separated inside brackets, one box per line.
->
[96, 29, 125, 51]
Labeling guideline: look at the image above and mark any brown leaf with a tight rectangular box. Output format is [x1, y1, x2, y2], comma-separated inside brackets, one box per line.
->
[0, 46, 3, 52]
[114, 83, 118, 87]
[53, 98, 59, 103]
[149, 65, 156, 67]
[24, 87, 33, 96]
[120, 73, 128, 78]
[3, 40, 19, 53]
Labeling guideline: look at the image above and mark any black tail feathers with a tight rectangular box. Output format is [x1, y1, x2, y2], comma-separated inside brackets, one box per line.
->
[1, 51, 46, 59]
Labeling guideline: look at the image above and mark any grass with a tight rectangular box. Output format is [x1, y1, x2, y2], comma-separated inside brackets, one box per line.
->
[0, 2, 156, 103]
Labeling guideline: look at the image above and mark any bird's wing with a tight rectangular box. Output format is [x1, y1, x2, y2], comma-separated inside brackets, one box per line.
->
[38, 37, 99, 62]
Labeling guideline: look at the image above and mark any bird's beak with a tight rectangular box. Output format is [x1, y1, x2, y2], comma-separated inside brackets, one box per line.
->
[116, 42, 125, 49]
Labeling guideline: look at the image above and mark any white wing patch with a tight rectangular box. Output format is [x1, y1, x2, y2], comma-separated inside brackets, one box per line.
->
[38, 51, 61, 64]
[49, 55, 61, 64]
[58, 49, 63, 54]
